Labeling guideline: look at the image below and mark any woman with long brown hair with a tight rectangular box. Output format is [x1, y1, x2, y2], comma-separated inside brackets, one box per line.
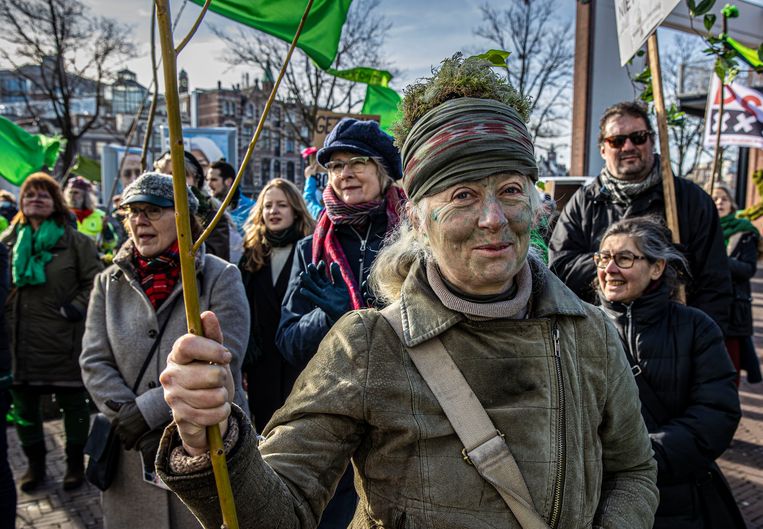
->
[239, 178, 315, 431]
[1, 172, 102, 492]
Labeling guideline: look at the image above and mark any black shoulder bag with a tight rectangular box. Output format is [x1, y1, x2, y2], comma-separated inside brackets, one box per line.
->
[84, 297, 179, 491]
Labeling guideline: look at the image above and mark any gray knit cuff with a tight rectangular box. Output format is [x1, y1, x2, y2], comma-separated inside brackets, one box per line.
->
[168, 417, 239, 475]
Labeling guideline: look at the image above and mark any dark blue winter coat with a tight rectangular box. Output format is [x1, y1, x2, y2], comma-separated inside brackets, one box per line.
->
[276, 208, 389, 370]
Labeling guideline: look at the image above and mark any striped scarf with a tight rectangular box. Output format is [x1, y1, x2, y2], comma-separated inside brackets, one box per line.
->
[313, 185, 406, 309]
[134, 240, 181, 309]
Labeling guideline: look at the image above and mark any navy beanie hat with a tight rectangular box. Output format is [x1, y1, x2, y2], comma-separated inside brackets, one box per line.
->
[317, 118, 402, 181]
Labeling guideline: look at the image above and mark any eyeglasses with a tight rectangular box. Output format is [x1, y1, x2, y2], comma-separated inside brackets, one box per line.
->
[602, 130, 653, 149]
[593, 250, 647, 269]
[324, 156, 371, 176]
[121, 204, 166, 221]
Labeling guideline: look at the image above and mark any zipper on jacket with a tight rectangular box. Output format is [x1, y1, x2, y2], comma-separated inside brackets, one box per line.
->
[549, 321, 566, 529]
[625, 304, 638, 362]
[351, 223, 373, 287]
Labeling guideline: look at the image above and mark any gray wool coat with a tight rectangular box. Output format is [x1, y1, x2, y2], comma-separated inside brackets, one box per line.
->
[80, 241, 250, 529]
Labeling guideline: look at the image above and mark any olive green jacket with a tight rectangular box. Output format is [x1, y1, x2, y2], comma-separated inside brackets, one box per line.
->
[158, 260, 658, 529]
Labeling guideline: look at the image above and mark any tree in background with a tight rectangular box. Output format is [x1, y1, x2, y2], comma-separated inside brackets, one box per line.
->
[474, 0, 574, 144]
[0, 0, 136, 179]
[214, 0, 391, 147]
[662, 34, 712, 179]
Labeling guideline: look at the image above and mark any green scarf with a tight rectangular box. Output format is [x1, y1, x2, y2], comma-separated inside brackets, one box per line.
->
[719, 213, 759, 246]
[12, 219, 65, 287]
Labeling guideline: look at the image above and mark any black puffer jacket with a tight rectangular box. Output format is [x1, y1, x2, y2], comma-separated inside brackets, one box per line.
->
[549, 173, 732, 333]
[600, 282, 743, 529]
[726, 230, 758, 337]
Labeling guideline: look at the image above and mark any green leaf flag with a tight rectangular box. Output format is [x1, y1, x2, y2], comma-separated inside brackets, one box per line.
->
[0, 116, 61, 186]
[190, 0, 352, 70]
[724, 36, 763, 70]
[71, 154, 102, 183]
[328, 67, 401, 134]
[472, 49, 511, 68]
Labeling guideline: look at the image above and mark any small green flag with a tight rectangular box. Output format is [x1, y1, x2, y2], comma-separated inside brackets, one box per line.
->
[190, 0, 352, 70]
[0, 115, 61, 186]
[71, 155, 101, 183]
[362, 85, 401, 135]
[328, 67, 401, 134]
[724, 36, 763, 70]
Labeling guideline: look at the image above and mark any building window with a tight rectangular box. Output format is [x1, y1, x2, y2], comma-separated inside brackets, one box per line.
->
[285, 137, 295, 154]
[286, 161, 295, 182]
[261, 158, 271, 185]
[273, 160, 281, 178]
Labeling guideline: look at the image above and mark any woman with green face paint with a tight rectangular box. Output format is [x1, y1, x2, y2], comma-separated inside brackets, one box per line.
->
[154, 55, 658, 529]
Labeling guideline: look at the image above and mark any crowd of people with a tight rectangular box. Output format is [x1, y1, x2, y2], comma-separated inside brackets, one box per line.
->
[0, 54, 759, 529]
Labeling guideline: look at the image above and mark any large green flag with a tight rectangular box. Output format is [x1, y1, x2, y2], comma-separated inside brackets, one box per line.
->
[327, 67, 402, 134]
[190, 0, 352, 70]
[0, 116, 61, 186]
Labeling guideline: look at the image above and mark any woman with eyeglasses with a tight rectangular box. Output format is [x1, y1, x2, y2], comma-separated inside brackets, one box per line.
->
[79, 172, 249, 529]
[274, 118, 404, 528]
[596, 216, 745, 529]
[0, 173, 103, 493]
[711, 183, 762, 385]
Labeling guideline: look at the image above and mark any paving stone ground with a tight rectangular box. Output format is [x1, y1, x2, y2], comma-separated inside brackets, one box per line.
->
[7, 272, 763, 528]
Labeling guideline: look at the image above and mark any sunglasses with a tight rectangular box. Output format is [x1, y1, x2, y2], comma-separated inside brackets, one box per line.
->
[602, 130, 653, 149]
[324, 156, 371, 176]
[593, 250, 647, 269]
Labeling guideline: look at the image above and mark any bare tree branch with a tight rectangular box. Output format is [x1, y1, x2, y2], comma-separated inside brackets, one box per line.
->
[0, 0, 137, 178]
[475, 0, 573, 142]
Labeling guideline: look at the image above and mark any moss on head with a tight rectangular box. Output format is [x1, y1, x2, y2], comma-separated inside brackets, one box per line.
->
[392, 53, 531, 147]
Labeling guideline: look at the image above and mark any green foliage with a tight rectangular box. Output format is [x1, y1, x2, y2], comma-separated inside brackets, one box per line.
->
[391, 53, 531, 147]
[471, 49, 511, 69]
[703, 13, 716, 31]
[689, 0, 716, 16]
[721, 3, 739, 18]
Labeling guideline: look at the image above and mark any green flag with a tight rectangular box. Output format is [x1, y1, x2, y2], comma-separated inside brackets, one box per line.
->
[71, 154, 101, 183]
[0, 115, 61, 186]
[190, 0, 352, 70]
[724, 36, 763, 70]
[362, 85, 401, 135]
[328, 67, 401, 134]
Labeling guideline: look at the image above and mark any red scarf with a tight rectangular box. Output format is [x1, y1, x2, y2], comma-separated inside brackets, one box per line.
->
[312, 185, 406, 309]
[134, 240, 181, 309]
[72, 208, 93, 223]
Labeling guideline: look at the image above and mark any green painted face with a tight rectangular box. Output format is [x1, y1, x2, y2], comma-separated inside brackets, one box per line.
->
[421, 173, 533, 296]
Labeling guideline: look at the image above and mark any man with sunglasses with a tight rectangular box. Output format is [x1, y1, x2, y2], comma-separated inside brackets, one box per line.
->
[549, 101, 732, 333]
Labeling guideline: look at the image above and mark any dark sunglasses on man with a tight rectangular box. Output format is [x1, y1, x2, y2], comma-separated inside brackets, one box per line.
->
[602, 130, 653, 149]
[593, 250, 647, 269]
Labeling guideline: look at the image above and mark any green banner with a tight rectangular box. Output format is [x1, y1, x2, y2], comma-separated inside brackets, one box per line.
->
[0, 115, 61, 186]
[190, 0, 352, 70]
[327, 67, 392, 87]
[71, 154, 101, 182]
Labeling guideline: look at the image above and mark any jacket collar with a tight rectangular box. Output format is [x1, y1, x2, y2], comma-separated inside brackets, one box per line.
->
[113, 238, 206, 282]
[398, 257, 587, 347]
[599, 280, 670, 325]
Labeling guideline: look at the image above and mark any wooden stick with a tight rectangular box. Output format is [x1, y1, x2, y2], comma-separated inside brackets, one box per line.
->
[175, 0, 212, 55]
[193, 0, 316, 252]
[141, 3, 159, 173]
[648, 33, 685, 302]
[154, 2, 238, 528]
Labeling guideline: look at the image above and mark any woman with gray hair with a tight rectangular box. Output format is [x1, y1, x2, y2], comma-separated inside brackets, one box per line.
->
[596, 216, 744, 529]
[79, 172, 249, 529]
[155, 55, 658, 529]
